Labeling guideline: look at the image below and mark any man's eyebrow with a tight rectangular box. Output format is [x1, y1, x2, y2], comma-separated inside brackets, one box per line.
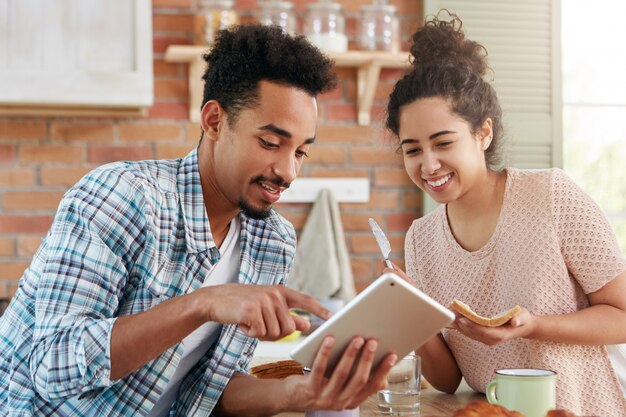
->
[258, 123, 315, 144]
[258, 124, 292, 139]
[399, 130, 457, 146]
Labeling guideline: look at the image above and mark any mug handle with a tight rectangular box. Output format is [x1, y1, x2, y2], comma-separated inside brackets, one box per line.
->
[486, 379, 499, 404]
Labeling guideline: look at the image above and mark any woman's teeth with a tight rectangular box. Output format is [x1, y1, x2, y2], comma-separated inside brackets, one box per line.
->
[427, 174, 451, 187]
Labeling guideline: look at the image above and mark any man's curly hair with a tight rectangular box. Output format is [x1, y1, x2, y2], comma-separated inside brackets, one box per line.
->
[201, 24, 337, 123]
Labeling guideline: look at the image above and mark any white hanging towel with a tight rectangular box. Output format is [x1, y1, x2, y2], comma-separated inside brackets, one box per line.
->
[287, 189, 356, 302]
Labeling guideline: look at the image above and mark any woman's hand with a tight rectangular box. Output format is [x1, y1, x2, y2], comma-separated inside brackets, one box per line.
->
[379, 261, 413, 284]
[451, 308, 537, 345]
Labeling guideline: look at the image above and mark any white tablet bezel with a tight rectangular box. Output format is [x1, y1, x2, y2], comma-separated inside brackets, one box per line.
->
[290, 272, 455, 373]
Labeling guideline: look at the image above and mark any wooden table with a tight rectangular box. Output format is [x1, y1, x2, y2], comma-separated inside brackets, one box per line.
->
[253, 355, 484, 417]
[275, 385, 485, 417]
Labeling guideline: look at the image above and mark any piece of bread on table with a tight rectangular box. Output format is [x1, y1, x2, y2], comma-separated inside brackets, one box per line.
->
[250, 359, 305, 379]
[452, 400, 524, 417]
[546, 410, 578, 417]
[450, 299, 521, 327]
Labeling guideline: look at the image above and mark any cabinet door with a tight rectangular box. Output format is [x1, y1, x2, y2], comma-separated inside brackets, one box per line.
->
[0, 0, 153, 108]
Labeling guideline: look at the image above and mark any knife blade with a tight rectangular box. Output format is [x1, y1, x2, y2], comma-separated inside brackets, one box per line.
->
[368, 218, 394, 269]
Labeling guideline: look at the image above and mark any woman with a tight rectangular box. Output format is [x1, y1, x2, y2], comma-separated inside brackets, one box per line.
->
[385, 13, 626, 416]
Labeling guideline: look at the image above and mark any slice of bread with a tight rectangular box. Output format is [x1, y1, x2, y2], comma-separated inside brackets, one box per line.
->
[250, 359, 305, 379]
[450, 299, 521, 327]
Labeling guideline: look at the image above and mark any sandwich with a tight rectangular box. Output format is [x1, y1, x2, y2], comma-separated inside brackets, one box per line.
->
[450, 299, 521, 327]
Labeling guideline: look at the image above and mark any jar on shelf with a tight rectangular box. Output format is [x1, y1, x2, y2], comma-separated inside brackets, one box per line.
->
[257, 0, 297, 35]
[358, 0, 399, 52]
[194, 0, 239, 45]
[303, 0, 348, 53]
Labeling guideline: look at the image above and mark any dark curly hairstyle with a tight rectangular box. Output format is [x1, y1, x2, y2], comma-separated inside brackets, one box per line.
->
[386, 12, 504, 169]
[201, 24, 337, 124]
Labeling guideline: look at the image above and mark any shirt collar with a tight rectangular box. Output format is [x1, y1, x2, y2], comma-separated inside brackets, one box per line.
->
[177, 146, 215, 254]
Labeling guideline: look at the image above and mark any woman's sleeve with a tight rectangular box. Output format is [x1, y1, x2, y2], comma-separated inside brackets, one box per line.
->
[551, 169, 626, 294]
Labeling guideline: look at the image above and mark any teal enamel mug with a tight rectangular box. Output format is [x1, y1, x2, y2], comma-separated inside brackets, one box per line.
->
[486, 368, 557, 417]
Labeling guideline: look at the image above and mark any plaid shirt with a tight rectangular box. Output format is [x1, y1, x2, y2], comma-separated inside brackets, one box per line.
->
[0, 148, 297, 416]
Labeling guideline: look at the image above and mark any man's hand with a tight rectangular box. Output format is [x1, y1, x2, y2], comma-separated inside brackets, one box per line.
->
[451, 307, 536, 345]
[284, 336, 397, 411]
[195, 284, 332, 341]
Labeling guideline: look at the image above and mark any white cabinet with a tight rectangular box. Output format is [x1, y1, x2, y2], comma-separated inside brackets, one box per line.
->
[0, 0, 153, 116]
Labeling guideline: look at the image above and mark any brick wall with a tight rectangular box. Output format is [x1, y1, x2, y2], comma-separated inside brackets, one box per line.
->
[0, 0, 422, 300]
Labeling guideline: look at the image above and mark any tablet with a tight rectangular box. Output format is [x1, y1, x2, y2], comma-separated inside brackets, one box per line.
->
[290, 273, 454, 374]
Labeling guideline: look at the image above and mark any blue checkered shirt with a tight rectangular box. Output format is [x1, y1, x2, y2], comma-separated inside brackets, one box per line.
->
[0, 147, 297, 416]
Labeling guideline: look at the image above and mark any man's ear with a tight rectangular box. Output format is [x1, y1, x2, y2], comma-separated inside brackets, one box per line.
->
[200, 100, 223, 141]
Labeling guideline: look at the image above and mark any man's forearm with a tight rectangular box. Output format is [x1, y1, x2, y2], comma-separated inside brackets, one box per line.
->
[215, 373, 294, 417]
[110, 292, 207, 380]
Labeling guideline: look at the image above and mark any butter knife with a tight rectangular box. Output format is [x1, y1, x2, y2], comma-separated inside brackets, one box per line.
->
[368, 218, 394, 269]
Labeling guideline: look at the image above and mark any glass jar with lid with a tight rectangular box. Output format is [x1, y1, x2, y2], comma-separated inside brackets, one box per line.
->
[194, 0, 239, 45]
[257, 0, 297, 35]
[358, 0, 399, 52]
[304, 0, 348, 53]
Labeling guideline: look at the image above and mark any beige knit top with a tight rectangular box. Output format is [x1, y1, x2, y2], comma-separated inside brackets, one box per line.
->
[405, 168, 626, 417]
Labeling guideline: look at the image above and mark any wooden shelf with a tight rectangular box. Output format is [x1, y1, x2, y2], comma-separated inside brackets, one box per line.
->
[165, 45, 411, 126]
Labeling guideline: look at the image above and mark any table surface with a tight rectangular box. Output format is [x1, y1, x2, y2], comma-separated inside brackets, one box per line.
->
[252, 356, 485, 417]
[276, 387, 485, 417]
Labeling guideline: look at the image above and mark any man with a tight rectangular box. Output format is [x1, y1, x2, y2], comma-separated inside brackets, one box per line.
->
[0, 25, 396, 416]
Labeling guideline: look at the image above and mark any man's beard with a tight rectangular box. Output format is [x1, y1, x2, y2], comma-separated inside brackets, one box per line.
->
[238, 197, 272, 220]
[238, 175, 290, 220]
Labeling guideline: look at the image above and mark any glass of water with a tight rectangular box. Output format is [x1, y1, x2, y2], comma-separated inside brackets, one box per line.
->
[377, 353, 421, 415]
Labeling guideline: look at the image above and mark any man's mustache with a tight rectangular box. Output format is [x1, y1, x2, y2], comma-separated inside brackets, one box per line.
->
[251, 175, 290, 189]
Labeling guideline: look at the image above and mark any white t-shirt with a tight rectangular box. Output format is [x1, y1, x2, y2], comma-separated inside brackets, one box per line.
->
[147, 217, 241, 417]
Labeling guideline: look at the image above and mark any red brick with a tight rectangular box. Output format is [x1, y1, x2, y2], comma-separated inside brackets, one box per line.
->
[350, 233, 381, 254]
[0, 215, 52, 234]
[276, 211, 308, 230]
[0, 238, 15, 257]
[326, 104, 357, 122]
[0, 168, 36, 186]
[148, 102, 189, 120]
[319, 84, 344, 101]
[154, 59, 180, 77]
[375, 80, 397, 101]
[0, 120, 46, 140]
[306, 146, 346, 164]
[341, 213, 384, 232]
[153, 35, 191, 54]
[343, 190, 401, 210]
[236, 0, 256, 10]
[350, 233, 404, 254]
[153, 13, 194, 32]
[40, 167, 91, 186]
[153, 0, 192, 9]
[387, 212, 418, 232]
[344, 80, 357, 102]
[3, 191, 64, 211]
[0, 262, 29, 280]
[380, 67, 409, 81]
[186, 123, 203, 142]
[155, 144, 195, 159]
[50, 123, 114, 143]
[374, 167, 413, 186]
[17, 235, 43, 257]
[19, 145, 83, 164]
[155, 79, 189, 99]
[120, 124, 181, 142]
[317, 125, 374, 144]
[0, 144, 15, 163]
[308, 167, 368, 178]
[403, 190, 422, 209]
[88, 146, 153, 164]
[350, 146, 401, 164]
[351, 257, 374, 280]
